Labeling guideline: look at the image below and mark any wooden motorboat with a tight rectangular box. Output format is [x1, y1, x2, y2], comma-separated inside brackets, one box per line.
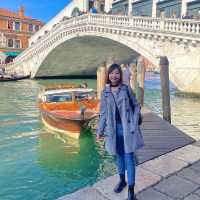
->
[38, 84, 99, 139]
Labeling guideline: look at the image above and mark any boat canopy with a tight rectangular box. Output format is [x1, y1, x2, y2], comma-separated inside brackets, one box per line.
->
[44, 88, 94, 95]
[42, 88, 96, 103]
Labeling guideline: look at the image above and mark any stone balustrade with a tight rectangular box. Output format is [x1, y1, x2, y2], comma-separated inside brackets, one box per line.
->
[163, 18, 200, 34]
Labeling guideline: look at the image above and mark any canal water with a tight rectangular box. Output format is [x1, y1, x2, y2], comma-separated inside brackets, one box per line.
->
[0, 73, 199, 200]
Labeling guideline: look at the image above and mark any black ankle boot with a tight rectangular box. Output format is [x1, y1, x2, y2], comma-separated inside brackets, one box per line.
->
[128, 185, 137, 200]
[114, 174, 127, 193]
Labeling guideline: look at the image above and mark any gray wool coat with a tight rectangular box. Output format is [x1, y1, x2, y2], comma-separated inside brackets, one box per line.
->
[97, 84, 144, 155]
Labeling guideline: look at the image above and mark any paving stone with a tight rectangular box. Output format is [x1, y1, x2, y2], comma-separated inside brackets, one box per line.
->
[137, 188, 173, 200]
[141, 154, 188, 177]
[57, 196, 73, 200]
[193, 141, 200, 147]
[93, 174, 128, 200]
[57, 194, 75, 200]
[58, 188, 107, 200]
[57, 197, 73, 200]
[184, 194, 200, 200]
[154, 175, 199, 199]
[135, 167, 161, 193]
[178, 167, 200, 184]
[168, 145, 200, 164]
[190, 161, 200, 172]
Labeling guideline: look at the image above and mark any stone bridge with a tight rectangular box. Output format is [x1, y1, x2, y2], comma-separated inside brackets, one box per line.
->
[2, 14, 200, 93]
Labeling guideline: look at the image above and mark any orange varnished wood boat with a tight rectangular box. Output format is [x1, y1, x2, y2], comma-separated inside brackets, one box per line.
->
[38, 84, 99, 139]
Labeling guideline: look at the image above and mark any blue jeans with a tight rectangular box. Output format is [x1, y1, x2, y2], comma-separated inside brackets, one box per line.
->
[116, 123, 136, 186]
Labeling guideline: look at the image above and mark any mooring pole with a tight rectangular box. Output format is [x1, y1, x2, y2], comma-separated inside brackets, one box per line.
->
[136, 56, 145, 106]
[97, 66, 101, 99]
[130, 63, 137, 92]
[160, 56, 171, 123]
[97, 63, 107, 99]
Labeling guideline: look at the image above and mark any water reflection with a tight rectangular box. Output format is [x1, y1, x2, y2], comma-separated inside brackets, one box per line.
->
[171, 96, 200, 140]
[38, 132, 80, 168]
[37, 128, 102, 183]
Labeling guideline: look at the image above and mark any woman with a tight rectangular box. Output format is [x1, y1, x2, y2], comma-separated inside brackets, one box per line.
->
[96, 64, 144, 200]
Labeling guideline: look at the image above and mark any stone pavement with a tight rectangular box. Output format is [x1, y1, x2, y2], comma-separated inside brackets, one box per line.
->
[58, 141, 200, 200]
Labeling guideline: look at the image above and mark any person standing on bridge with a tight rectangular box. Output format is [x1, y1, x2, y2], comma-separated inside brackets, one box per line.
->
[89, 6, 97, 14]
[96, 64, 144, 200]
[122, 63, 131, 85]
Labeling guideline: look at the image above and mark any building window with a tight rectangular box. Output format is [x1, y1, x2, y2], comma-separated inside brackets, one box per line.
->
[7, 39, 21, 48]
[8, 39, 14, 48]
[14, 40, 21, 48]
[35, 25, 39, 32]
[14, 21, 20, 31]
[29, 24, 34, 32]
[8, 19, 13, 30]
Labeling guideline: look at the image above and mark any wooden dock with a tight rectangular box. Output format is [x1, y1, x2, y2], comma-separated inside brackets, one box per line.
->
[137, 107, 194, 164]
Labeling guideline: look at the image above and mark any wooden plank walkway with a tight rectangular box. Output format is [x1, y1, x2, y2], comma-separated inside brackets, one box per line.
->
[137, 107, 195, 164]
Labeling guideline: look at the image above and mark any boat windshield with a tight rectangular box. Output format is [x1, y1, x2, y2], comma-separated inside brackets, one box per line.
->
[75, 91, 96, 101]
[45, 93, 72, 103]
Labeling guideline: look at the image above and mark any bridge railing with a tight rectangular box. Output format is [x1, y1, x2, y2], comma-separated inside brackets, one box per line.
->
[88, 14, 161, 30]
[163, 18, 200, 34]
[87, 14, 200, 35]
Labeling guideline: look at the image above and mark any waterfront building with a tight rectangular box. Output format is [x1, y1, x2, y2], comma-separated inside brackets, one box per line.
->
[111, 0, 157, 16]
[0, 6, 43, 64]
[111, 0, 200, 18]
[112, 0, 129, 15]
[187, 0, 200, 18]
[156, 0, 181, 18]
[132, 0, 152, 16]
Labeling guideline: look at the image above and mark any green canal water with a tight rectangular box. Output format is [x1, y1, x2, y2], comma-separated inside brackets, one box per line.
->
[0, 73, 199, 200]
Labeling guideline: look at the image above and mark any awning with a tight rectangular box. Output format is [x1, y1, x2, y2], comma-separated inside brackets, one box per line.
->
[4, 52, 21, 57]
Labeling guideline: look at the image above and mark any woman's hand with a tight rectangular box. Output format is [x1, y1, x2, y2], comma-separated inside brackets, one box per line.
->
[96, 134, 105, 141]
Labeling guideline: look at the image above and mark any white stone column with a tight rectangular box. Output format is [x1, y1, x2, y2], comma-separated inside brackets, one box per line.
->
[104, 0, 113, 13]
[181, 0, 187, 17]
[128, 0, 133, 16]
[152, 0, 157, 17]
[82, 0, 89, 12]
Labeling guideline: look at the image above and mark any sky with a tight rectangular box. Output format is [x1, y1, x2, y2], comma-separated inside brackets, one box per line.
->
[0, 0, 71, 23]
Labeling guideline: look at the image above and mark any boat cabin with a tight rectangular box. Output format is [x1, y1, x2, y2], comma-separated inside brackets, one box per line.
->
[40, 88, 97, 103]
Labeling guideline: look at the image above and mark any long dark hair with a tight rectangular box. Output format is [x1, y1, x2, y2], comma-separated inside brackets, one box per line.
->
[106, 63, 123, 85]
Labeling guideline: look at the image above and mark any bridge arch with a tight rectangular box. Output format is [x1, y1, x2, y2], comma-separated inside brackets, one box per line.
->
[32, 30, 158, 77]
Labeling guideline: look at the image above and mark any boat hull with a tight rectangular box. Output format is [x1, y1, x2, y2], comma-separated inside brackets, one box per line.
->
[0, 75, 30, 82]
[41, 110, 90, 139]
